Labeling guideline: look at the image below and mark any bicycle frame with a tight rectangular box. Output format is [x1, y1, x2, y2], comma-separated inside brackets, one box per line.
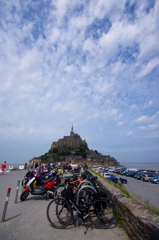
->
[75, 184, 97, 226]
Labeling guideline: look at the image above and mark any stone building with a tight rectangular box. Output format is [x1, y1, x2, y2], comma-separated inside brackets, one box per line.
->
[51, 125, 88, 150]
[29, 126, 120, 166]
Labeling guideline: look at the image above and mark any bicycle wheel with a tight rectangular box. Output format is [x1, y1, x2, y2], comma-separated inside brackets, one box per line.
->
[88, 197, 115, 228]
[78, 188, 94, 208]
[46, 197, 73, 229]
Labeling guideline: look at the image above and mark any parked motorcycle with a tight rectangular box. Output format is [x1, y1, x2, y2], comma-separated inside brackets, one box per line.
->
[21, 169, 36, 187]
[20, 175, 61, 201]
[31, 170, 56, 188]
[21, 167, 57, 187]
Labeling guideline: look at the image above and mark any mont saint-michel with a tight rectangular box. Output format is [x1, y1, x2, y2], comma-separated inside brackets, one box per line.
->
[30, 126, 119, 166]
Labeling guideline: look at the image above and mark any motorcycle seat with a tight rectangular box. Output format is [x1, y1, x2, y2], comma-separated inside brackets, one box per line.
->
[40, 177, 55, 185]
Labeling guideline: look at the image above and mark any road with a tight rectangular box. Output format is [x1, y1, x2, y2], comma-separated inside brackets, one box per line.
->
[121, 175, 159, 210]
[0, 170, 129, 240]
[92, 170, 159, 210]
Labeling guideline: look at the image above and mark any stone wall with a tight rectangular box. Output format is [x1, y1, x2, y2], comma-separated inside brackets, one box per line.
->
[75, 159, 120, 166]
[92, 172, 159, 240]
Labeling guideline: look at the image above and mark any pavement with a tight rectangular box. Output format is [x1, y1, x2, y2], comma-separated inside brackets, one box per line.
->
[0, 171, 129, 240]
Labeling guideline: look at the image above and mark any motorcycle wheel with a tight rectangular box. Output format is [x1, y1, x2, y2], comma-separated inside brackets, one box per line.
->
[21, 180, 27, 187]
[20, 192, 29, 201]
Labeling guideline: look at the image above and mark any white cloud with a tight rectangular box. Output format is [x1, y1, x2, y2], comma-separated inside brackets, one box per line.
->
[139, 123, 159, 131]
[137, 57, 159, 78]
[136, 115, 152, 123]
[136, 112, 158, 123]
[48, 28, 61, 44]
[0, 0, 159, 164]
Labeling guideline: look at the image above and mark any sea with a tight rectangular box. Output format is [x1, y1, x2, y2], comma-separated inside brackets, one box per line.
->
[120, 163, 159, 172]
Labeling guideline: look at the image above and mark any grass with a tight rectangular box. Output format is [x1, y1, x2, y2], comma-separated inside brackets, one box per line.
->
[133, 196, 159, 216]
[115, 215, 123, 228]
[104, 177, 131, 198]
[144, 199, 159, 215]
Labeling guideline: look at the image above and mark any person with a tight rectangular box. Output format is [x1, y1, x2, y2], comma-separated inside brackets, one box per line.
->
[83, 163, 88, 171]
[1, 161, 7, 174]
[57, 162, 61, 167]
[47, 162, 51, 171]
[24, 163, 27, 170]
[35, 162, 38, 168]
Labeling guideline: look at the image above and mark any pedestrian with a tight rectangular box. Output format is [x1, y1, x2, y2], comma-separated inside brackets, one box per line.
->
[24, 163, 27, 170]
[0, 161, 7, 174]
[35, 162, 38, 168]
[47, 162, 51, 171]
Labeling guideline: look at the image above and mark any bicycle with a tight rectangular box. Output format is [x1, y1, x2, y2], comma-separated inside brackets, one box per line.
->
[46, 180, 115, 232]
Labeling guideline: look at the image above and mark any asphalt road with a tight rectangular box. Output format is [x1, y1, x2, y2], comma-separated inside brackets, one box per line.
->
[121, 175, 159, 209]
[0, 170, 129, 240]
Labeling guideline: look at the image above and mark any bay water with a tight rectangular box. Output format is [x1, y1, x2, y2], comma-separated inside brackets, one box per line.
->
[121, 163, 159, 171]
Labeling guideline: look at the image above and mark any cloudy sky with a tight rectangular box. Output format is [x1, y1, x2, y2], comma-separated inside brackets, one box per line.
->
[0, 0, 159, 165]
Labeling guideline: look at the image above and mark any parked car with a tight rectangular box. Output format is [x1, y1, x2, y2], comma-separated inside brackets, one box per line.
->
[120, 168, 127, 175]
[103, 173, 115, 178]
[134, 170, 146, 179]
[99, 170, 108, 176]
[126, 171, 137, 177]
[113, 168, 122, 174]
[108, 167, 116, 172]
[150, 174, 159, 184]
[135, 172, 146, 180]
[106, 174, 127, 184]
[119, 177, 127, 184]
[142, 172, 157, 182]
[108, 175, 118, 183]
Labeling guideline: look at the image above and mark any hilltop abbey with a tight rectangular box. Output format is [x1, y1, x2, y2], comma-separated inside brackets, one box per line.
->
[30, 126, 119, 166]
[51, 125, 88, 150]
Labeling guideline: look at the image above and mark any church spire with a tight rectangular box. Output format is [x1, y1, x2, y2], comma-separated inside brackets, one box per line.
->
[70, 124, 74, 135]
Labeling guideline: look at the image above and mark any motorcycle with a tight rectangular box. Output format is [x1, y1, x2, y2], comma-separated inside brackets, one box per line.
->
[21, 167, 56, 187]
[31, 170, 56, 188]
[20, 175, 61, 201]
[21, 169, 36, 187]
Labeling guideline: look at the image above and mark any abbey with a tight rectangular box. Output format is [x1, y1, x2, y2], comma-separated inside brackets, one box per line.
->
[29, 126, 120, 166]
[51, 125, 88, 150]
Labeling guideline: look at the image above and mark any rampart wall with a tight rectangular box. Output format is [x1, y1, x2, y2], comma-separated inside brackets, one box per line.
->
[92, 172, 159, 240]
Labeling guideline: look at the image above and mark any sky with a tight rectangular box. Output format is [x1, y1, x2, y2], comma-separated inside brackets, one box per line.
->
[0, 0, 159, 165]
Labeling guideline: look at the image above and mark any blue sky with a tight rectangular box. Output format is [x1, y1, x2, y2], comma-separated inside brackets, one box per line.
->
[0, 0, 159, 165]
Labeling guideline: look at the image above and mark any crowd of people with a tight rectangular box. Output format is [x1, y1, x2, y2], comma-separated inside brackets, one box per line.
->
[0, 160, 87, 175]
[29, 161, 88, 175]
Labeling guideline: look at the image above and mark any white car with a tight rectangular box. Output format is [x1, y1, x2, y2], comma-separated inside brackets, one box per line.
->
[103, 173, 115, 178]
[108, 167, 116, 172]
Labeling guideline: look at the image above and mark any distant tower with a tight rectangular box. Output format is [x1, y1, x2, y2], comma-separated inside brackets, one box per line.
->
[70, 124, 74, 135]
